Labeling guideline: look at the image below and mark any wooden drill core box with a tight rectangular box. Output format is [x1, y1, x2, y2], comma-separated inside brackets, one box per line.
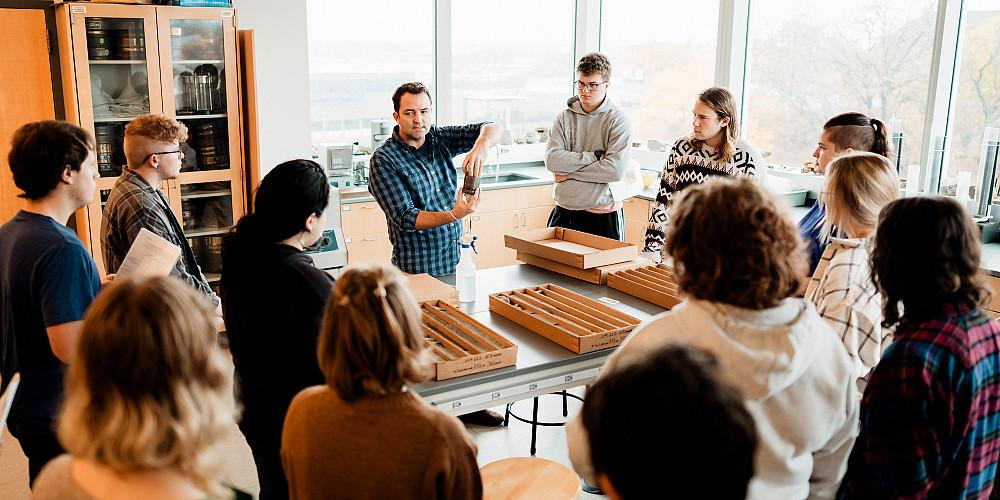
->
[488, 284, 640, 354]
[607, 264, 682, 309]
[421, 300, 517, 380]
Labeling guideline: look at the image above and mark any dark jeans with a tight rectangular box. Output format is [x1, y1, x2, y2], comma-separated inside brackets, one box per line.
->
[547, 206, 624, 241]
[239, 409, 289, 500]
[8, 418, 64, 486]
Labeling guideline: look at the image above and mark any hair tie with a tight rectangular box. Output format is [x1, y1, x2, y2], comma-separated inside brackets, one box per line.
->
[337, 295, 350, 306]
[373, 286, 387, 298]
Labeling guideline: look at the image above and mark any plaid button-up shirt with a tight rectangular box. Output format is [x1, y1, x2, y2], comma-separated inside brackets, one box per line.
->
[368, 123, 486, 276]
[101, 168, 219, 305]
[838, 305, 1000, 499]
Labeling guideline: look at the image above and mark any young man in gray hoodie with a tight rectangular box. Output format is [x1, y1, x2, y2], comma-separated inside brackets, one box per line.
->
[544, 52, 632, 240]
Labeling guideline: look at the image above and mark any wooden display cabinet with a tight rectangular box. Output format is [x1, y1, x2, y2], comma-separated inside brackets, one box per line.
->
[55, 3, 244, 290]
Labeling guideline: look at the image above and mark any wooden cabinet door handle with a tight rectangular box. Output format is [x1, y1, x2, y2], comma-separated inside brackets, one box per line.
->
[362, 236, 377, 242]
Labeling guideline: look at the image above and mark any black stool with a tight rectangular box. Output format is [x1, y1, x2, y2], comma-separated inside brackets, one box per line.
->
[504, 390, 584, 456]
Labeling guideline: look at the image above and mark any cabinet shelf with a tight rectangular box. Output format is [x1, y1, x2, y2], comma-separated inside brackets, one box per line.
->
[94, 116, 143, 122]
[185, 226, 231, 238]
[181, 188, 231, 199]
[173, 59, 224, 65]
[89, 59, 147, 65]
[176, 113, 227, 119]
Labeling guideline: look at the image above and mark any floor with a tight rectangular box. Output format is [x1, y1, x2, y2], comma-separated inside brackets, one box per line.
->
[0, 352, 602, 499]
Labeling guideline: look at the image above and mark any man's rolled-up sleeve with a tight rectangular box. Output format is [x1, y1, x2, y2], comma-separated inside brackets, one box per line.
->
[369, 153, 420, 232]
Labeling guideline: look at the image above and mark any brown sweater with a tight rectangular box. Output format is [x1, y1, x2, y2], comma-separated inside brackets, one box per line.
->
[281, 386, 482, 500]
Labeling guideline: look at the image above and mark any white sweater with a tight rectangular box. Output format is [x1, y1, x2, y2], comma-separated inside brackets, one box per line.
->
[566, 298, 859, 500]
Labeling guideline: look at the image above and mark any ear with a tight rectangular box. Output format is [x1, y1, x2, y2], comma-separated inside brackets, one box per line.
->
[392, 111, 400, 123]
[843, 147, 855, 154]
[61, 165, 74, 184]
[304, 212, 319, 233]
[720, 116, 731, 128]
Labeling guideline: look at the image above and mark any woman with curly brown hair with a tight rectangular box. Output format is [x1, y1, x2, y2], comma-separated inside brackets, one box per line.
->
[568, 178, 858, 499]
[838, 197, 1000, 499]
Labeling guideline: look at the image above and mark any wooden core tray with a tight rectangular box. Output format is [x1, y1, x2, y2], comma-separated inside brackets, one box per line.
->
[607, 264, 682, 309]
[488, 284, 641, 354]
[421, 300, 517, 380]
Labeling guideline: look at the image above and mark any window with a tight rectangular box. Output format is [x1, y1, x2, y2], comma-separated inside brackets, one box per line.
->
[946, 0, 1000, 199]
[599, 1, 719, 144]
[450, 1, 575, 142]
[743, 0, 939, 168]
[306, 0, 434, 147]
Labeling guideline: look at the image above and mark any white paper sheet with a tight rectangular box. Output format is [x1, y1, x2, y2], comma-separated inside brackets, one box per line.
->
[117, 228, 181, 278]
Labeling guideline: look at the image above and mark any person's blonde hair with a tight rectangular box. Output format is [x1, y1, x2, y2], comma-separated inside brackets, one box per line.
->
[823, 152, 899, 239]
[123, 114, 188, 168]
[58, 276, 233, 497]
[318, 264, 433, 402]
[691, 87, 741, 163]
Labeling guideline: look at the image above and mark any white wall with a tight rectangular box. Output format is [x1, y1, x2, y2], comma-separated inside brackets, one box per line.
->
[233, 0, 312, 177]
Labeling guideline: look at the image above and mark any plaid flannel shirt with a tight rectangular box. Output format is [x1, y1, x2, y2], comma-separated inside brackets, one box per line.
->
[837, 305, 1000, 499]
[368, 123, 486, 276]
[805, 237, 889, 390]
[101, 168, 219, 305]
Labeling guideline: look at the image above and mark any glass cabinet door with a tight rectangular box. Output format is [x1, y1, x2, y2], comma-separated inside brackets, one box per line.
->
[179, 180, 234, 292]
[68, 5, 163, 179]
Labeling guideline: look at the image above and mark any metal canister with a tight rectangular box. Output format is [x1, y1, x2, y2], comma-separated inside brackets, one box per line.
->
[86, 18, 112, 60]
[114, 30, 146, 60]
[193, 122, 229, 170]
[94, 124, 116, 177]
[200, 235, 224, 274]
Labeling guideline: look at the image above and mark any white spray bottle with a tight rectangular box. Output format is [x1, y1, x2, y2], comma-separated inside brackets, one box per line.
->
[456, 235, 478, 303]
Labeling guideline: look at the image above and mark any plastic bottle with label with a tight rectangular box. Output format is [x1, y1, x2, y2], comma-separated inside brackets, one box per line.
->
[457, 235, 478, 303]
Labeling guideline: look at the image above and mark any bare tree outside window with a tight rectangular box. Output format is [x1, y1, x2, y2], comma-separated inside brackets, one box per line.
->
[599, 1, 720, 145]
[744, 0, 938, 168]
[947, 0, 1000, 200]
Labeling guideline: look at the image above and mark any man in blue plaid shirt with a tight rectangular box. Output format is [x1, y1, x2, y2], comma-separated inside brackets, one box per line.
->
[369, 82, 502, 276]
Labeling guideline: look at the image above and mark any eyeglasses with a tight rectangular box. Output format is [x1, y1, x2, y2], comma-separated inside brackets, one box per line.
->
[142, 150, 183, 164]
[576, 80, 607, 92]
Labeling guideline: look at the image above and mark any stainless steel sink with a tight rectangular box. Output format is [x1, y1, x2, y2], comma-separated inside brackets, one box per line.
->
[478, 172, 538, 184]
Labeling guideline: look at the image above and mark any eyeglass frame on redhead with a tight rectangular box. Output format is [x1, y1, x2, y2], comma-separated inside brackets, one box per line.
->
[142, 150, 183, 164]
[576, 80, 607, 92]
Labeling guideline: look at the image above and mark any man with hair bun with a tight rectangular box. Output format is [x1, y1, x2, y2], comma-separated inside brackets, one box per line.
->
[101, 114, 220, 315]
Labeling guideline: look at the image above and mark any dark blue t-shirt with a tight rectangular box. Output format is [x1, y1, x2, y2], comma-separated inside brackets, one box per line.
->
[798, 202, 827, 275]
[0, 211, 101, 425]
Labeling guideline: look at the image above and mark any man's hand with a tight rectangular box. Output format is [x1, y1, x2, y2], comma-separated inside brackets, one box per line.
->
[101, 273, 116, 287]
[554, 174, 568, 183]
[452, 186, 481, 218]
[462, 142, 488, 177]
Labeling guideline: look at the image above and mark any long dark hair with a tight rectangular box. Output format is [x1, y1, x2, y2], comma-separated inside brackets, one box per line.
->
[871, 196, 989, 327]
[823, 112, 891, 158]
[223, 159, 329, 256]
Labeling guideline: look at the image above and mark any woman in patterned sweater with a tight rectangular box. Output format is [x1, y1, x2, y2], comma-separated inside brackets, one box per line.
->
[805, 152, 898, 392]
[641, 87, 765, 262]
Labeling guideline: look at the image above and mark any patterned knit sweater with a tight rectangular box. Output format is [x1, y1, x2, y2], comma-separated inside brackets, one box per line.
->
[642, 136, 764, 257]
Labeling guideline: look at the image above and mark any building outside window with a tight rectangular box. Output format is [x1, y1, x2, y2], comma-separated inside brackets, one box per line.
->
[306, 0, 434, 148]
[450, 1, 575, 144]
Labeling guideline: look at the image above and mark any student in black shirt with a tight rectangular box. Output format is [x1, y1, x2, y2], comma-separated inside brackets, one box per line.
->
[0, 121, 102, 484]
[220, 159, 333, 500]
